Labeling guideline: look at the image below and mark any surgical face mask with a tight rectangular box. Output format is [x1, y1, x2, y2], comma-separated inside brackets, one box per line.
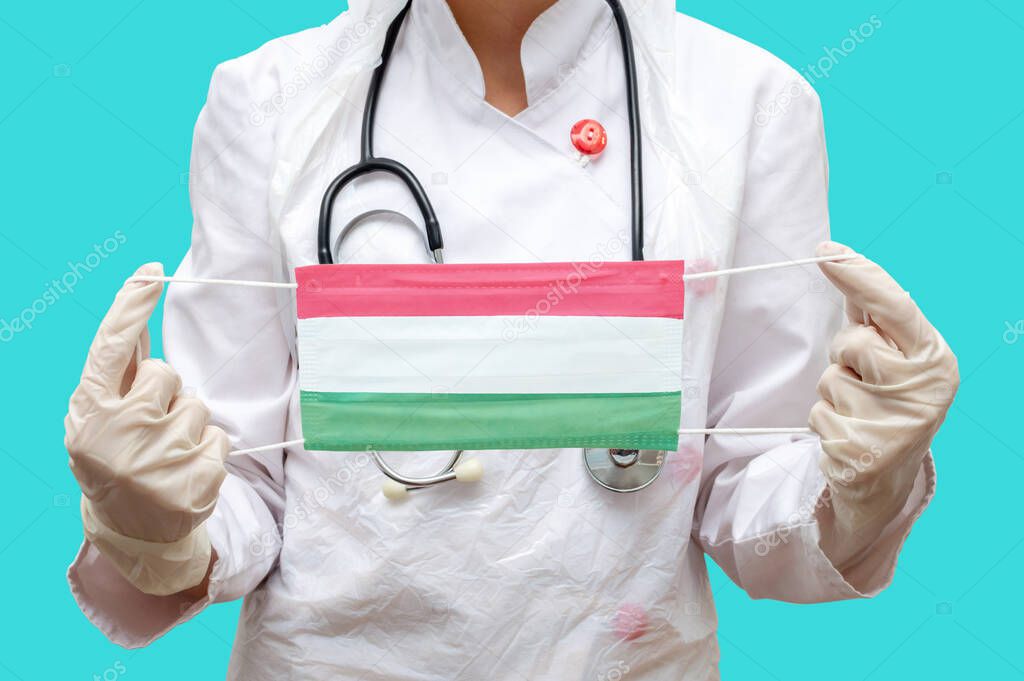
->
[294, 259, 686, 453]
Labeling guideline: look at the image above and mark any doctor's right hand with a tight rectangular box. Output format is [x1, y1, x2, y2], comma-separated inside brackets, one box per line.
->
[65, 264, 230, 596]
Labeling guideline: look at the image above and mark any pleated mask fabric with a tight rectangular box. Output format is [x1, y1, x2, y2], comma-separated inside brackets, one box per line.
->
[295, 261, 685, 452]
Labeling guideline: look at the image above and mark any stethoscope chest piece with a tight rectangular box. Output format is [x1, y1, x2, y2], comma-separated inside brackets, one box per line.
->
[582, 448, 665, 493]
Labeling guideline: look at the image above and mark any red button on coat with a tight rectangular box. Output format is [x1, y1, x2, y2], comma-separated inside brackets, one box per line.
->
[570, 119, 607, 156]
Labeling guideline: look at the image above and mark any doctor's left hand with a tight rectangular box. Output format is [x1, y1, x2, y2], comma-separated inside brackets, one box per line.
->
[64, 264, 230, 596]
[809, 242, 958, 571]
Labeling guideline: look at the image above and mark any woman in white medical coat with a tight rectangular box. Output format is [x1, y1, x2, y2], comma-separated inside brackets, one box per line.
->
[64, 1, 957, 678]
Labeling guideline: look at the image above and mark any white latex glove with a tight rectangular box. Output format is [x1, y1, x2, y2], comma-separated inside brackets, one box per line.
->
[65, 264, 230, 596]
[810, 242, 958, 570]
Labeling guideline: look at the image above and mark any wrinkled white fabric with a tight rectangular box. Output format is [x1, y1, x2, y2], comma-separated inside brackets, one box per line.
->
[65, 264, 229, 595]
[67, 1, 938, 678]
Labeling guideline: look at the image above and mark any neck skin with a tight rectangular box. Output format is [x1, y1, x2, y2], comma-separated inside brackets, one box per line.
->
[445, 0, 559, 116]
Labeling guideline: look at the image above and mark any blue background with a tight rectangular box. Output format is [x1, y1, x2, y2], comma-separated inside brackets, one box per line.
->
[0, 1, 1019, 679]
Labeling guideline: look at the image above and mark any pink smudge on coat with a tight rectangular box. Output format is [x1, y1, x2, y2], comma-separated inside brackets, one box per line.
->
[668, 447, 703, 488]
[686, 258, 718, 296]
[614, 603, 649, 641]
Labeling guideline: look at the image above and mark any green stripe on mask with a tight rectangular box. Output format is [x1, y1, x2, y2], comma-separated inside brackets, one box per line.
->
[300, 390, 681, 452]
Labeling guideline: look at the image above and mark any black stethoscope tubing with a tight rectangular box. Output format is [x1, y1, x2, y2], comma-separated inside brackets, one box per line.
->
[317, 0, 645, 265]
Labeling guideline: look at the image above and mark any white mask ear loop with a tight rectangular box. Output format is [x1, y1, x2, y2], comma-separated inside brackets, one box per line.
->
[126, 276, 299, 288]
[680, 253, 861, 282]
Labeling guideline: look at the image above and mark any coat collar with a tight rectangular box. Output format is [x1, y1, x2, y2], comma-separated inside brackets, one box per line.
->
[269, 0, 680, 256]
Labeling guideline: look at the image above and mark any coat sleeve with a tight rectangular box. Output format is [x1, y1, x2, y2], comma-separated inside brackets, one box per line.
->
[67, 58, 294, 647]
[694, 77, 935, 602]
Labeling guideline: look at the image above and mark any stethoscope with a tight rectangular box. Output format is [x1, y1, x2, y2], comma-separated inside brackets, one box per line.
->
[317, 0, 666, 498]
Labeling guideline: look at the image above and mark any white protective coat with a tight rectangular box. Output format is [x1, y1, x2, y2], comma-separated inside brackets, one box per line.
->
[67, 1, 935, 678]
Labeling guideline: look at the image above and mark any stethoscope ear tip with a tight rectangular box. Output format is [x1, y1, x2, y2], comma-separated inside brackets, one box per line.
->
[381, 479, 410, 501]
[454, 458, 484, 482]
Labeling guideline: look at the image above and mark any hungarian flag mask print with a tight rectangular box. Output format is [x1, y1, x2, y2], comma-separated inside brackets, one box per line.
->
[295, 261, 685, 453]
